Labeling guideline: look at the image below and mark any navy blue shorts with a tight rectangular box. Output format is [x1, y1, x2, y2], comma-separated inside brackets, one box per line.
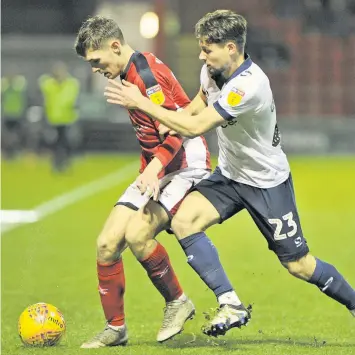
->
[190, 167, 309, 262]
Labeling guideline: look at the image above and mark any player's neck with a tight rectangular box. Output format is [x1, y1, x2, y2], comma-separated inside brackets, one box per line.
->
[225, 53, 246, 80]
[121, 45, 136, 72]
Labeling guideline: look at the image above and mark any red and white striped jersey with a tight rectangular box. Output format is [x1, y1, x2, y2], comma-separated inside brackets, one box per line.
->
[120, 51, 211, 178]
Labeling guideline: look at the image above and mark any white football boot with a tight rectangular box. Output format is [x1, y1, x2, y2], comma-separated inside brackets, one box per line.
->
[156, 297, 195, 342]
[202, 304, 252, 337]
[80, 324, 128, 348]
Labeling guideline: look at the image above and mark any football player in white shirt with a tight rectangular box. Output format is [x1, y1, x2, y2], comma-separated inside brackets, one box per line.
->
[105, 10, 355, 337]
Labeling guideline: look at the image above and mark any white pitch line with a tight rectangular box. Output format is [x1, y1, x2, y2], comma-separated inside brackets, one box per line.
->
[1, 161, 138, 235]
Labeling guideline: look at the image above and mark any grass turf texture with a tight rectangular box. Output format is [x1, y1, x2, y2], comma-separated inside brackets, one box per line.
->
[2, 155, 355, 355]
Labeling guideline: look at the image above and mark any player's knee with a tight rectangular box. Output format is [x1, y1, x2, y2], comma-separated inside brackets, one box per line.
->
[125, 214, 154, 252]
[96, 230, 124, 263]
[171, 211, 202, 239]
[283, 254, 315, 280]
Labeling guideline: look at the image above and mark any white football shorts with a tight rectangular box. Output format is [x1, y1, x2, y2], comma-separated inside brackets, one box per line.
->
[116, 168, 210, 217]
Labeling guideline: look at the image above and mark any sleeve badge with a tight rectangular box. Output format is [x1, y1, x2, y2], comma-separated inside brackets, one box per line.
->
[146, 84, 165, 105]
[227, 88, 245, 106]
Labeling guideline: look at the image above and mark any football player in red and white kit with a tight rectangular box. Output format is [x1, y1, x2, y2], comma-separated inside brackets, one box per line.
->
[75, 16, 231, 348]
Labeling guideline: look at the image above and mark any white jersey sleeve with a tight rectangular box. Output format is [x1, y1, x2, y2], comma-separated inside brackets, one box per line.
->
[213, 77, 258, 121]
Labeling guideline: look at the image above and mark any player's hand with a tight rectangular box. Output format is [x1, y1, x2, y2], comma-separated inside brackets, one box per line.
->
[158, 124, 178, 137]
[104, 79, 143, 109]
[135, 170, 160, 201]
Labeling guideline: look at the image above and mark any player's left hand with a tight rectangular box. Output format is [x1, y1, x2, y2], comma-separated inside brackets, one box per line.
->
[104, 79, 143, 109]
[136, 170, 160, 201]
[158, 124, 178, 137]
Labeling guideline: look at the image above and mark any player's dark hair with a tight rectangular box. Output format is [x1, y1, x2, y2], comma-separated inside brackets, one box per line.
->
[75, 16, 125, 57]
[195, 10, 247, 51]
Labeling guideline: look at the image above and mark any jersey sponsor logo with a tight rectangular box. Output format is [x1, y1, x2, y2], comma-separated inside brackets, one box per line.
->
[227, 88, 245, 106]
[221, 119, 238, 129]
[146, 84, 165, 105]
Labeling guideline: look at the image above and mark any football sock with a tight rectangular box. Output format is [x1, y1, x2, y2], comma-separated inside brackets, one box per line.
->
[97, 258, 125, 326]
[218, 290, 242, 307]
[179, 232, 234, 298]
[308, 258, 355, 310]
[107, 324, 125, 331]
[140, 242, 183, 302]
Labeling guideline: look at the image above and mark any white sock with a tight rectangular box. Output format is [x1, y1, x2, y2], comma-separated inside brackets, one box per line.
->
[108, 324, 125, 331]
[218, 291, 242, 307]
[178, 292, 188, 302]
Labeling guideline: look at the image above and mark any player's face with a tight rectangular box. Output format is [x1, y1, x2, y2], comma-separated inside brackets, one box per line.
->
[199, 40, 237, 79]
[85, 41, 125, 79]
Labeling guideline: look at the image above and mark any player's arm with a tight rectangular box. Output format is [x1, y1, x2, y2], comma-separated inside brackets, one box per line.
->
[157, 86, 207, 136]
[185, 86, 207, 116]
[136, 133, 183, 200]
[136, 157, 163, 201]
[143, 102, 222, 138]
[154, 133, 183, 167]
[105, 80, 223, 137]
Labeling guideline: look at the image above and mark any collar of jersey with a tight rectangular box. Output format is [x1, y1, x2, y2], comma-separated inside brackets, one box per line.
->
[120, 51, 140, 80]
[225, 53, 252, 84]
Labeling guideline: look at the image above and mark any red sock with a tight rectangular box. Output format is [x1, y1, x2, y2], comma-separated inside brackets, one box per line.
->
[140, 243, 183, 302]
[97, 258, 125, 326]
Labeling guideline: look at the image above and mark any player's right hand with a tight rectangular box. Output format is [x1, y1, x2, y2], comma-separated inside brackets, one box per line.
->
[136, 171, 160, 201]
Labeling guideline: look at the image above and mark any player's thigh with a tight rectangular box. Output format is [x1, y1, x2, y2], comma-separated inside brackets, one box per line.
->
[171, 191, 221, 238]
[158, 169, 209, 218]
[171, 167, 245, 238]
[125, 199, 171, 244]
[241, 174, 309, 263]
[97, 204, 136, 253]
[159, 168, 218, 230]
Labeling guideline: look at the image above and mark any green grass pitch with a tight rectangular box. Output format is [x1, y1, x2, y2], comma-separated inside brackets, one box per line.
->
[1, 155, 355, 355]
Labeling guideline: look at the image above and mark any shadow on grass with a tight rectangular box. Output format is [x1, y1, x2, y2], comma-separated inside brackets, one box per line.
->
[155, 333, 355, 350]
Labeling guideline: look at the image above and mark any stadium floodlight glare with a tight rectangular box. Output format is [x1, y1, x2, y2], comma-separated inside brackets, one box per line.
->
[140, 12, 159, 39]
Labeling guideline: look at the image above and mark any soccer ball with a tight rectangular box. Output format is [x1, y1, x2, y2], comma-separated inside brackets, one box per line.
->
[18, 303, 66, 346]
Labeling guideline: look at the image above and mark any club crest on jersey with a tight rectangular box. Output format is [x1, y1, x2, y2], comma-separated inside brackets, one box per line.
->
[146, 84, 165, 105]
[227, 88, 245, 106]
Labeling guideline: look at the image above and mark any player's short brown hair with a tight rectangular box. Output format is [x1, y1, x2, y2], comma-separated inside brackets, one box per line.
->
[195, 10, 247, 51]
[75, 16, 125, 57]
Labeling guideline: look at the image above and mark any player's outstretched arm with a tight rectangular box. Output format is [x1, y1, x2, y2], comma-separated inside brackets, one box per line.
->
[105, 80, 224, 137]
[185, 86, 207, 116]
[157, 87, 207, 136]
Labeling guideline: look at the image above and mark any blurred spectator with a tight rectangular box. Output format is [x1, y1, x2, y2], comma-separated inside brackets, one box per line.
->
[38, 62, 80, 172]
[1, 68, 28, 159]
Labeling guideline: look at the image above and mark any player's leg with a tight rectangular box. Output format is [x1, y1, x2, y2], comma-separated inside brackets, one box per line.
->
[81, 189, 138, 348]
[124, 173, 197, 342]
[171, 167, 252, 336]
[283, 253, 355, 316]
[243, 174, 355, 316]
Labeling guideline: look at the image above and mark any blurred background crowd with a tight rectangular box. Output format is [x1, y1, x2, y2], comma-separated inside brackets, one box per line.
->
[2, 0, 355, 171]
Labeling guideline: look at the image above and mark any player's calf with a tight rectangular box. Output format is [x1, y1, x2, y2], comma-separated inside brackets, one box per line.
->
[125, 202, 195, 341]
[284, 253, 355, 313]
[282, 253, 316, 281]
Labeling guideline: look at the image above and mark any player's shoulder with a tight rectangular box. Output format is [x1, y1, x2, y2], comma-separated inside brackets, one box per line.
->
[142, 52, 170, 70]
[224, 61, 269, 94]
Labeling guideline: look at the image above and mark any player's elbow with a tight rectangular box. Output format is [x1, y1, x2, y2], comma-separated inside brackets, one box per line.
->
[184, 125, 204, 138]
[184, 129, 199, 138]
